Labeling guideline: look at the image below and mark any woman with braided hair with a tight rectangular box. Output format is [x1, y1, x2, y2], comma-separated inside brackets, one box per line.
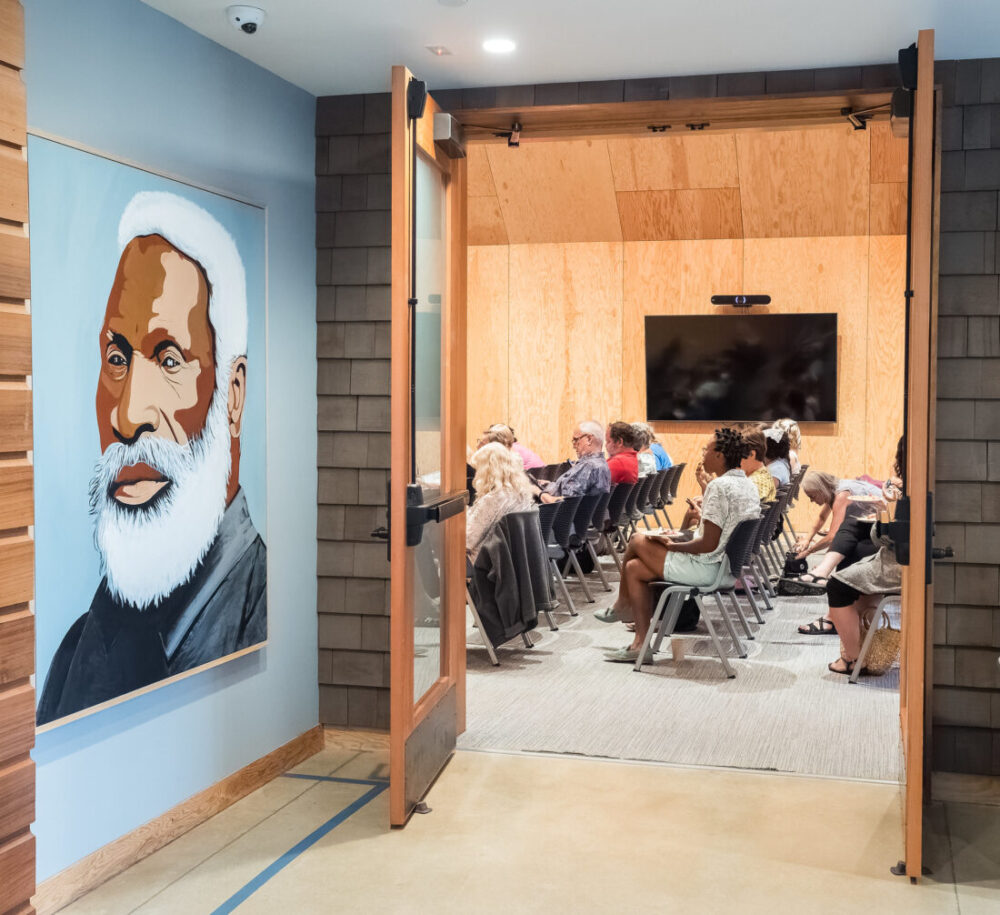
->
[598, 428, 761, 662]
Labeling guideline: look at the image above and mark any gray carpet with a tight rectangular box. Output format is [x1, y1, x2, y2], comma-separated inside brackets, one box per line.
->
[460, 563, 903, 782]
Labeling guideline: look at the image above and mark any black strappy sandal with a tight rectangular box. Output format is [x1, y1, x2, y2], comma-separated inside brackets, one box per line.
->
[798, 617, 838, 635]
[828, 656, 855, 675]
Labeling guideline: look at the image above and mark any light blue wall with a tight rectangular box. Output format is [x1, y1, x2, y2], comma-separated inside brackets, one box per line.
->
[24, 0, 317, 881]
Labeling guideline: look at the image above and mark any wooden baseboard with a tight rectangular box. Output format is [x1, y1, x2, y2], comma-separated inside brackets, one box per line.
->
[33, 724, 323, 914]
[932, 771, 1000, 807]
[323, 725, 389, 751]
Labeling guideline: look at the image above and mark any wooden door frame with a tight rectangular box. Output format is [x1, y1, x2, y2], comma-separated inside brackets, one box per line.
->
[447, 62, 939, 867]
[389, 66, 468, 826]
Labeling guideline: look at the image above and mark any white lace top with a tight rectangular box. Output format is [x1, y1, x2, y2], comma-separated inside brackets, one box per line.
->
[466, 488, 535, 560]
[693, 469, 761, 565]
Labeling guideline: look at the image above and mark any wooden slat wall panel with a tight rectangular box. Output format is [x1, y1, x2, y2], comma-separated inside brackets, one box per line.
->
[0, 6, 35, 909]
[0, 0, 25, 71]
[467, 197, 507, 246]
[0, 464, 32, 529]
[0, 233, 31, 301]
[0, 312, 31, 376]
[0, 388, 32, 452]
[0, 609, 33, 685]
[466, 246, 509, 439]
[870, 121, 909, 184]
[607, 133, 739, 191]
[0, 758, 33, 841]
[870, 182, 908, 235]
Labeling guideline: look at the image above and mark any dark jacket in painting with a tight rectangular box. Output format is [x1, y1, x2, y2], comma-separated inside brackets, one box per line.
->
[37, 489, 266, 725]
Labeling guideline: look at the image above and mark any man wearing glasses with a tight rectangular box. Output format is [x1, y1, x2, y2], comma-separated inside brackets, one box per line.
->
[533, 421, 611, 503]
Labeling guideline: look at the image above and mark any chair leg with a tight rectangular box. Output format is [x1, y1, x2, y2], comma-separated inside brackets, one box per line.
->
[603, 533, 624, 573]
[652, 508, 666, 528]
[551, 559, 578, 615]
[713, 592, 747, 655]
[653, 592, 684, 653]
[754, 556, 776, 602]
[586, 540, 613, 591]
[696, 596, 736, 678]
[851, 598, 888, 684]
[467, 586, 499, 666]
[641, 513, 652, 530]
[737, 577, 765, 624]
[521, 631, 533, 649]
[724, 589, 755, 638]
[663, 508, 674, 529]
[567, 550, 595, 603]
[635, 590, 673, 671]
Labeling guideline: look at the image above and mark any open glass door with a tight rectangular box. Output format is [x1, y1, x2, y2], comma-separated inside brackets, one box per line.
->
[389, 66, 468, 826]
[899, 27, 939, 881]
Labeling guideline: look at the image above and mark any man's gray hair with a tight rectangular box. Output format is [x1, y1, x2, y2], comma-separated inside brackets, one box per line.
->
[579, 420, 604, 448]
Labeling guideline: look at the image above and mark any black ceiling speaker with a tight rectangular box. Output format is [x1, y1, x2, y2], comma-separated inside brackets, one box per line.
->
[407, 78, 427, 120]
[898, 43, 918, 90]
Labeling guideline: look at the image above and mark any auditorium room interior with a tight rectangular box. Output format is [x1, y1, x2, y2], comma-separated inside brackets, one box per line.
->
[455, 122, 908, 782]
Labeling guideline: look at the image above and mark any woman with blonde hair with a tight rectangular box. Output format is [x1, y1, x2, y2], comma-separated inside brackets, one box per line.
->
[772, 418, 802, 474]
[465, 442, 536, 560]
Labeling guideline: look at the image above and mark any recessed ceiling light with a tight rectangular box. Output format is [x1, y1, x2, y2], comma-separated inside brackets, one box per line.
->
[426, 45, 452, 56]
[483, 37, 516, 54]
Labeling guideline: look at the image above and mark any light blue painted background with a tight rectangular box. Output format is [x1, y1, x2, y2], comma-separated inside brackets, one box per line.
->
[29, 135, 268, 697]
[25, 0, 317, 881]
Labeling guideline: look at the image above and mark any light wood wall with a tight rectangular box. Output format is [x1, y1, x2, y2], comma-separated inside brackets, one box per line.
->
[0, 2, 35, 911]
[467, 123, 907, 526]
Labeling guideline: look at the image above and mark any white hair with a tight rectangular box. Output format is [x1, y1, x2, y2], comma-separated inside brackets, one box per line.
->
[90, 388, 232, 609]
[118, 191, 248, 390]
[579, 420, 604, 448]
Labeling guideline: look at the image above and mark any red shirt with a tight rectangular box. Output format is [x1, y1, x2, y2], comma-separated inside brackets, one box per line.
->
[607, 449, 638, 484]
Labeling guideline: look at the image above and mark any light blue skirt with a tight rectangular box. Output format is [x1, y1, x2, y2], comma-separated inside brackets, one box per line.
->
[663, 552, 727, 588]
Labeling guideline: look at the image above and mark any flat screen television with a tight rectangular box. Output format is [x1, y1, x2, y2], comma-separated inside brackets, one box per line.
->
[644, 313, 838, 422]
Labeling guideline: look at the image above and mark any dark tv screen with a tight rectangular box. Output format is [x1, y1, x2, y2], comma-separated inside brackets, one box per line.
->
[645, 313, 838, 422]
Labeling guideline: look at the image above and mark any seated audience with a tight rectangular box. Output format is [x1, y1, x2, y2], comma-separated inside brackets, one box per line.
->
[772, 418, 802, 475]
[644, 424, 673, 471]
[605, 421, 639, 484]
[793, 470, 885, 634]
[764, 427, 792, 485]
[742, 426, 777, 503]
[465, 443, 536, 560]
[482, 423, 545, 470]
[596, 428, 760, 662]
[826, 437, 906, 675]
[532, 421, 611, 503]
[631, 423, 658, 478]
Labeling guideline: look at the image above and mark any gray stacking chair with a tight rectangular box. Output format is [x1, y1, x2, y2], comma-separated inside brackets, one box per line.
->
[545, 495, 583, 617]
[634, 518, 761, 678]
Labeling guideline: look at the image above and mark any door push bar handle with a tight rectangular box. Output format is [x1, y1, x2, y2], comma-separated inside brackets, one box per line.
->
[405, 483, 468, 547]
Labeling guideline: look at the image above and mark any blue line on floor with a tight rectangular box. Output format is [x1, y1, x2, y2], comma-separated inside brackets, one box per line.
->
[210, 782, 388, 915]
[281, 772, 389, 786]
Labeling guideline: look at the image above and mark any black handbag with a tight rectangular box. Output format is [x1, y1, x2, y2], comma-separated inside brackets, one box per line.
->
[782, 551, 808, 577]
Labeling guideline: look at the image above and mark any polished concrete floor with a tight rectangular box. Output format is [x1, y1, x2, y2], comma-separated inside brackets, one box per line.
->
[60, 743, 1000, 913]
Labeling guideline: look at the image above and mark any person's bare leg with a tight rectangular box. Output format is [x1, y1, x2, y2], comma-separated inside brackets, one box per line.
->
[624, 536, 670, 650]
[612, 532, 648, 614]
[803, 551, 844, 582]
[828, 600, 863, 665]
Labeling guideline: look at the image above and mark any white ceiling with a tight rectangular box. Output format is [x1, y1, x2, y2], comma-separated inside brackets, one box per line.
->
[142, 0, 1000, 97]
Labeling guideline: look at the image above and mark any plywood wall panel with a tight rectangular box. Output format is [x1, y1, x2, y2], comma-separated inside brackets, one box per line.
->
[468, 197, 508, 246]
[0, 150, 28, 224]
[467, 246, 510, 442]
[0, 464, 31, 530]
[466, 144, 497, 197]
[617, 188, 743, 241]
[737, 126, 870, 238]
[867, 235, 907, 475]
[870, 182, 908, 236]
[870, 121, 909, 184]
[0, 0, 25, 70]
[0, 67, 26, 148]
[0, 311, 30, 375]
[0, 388, 31, 452]
[507, 243, 623, 460]
[0, 683, 33, 762]
[0, 757, 33, 843]
[0, 608, 32, 684]
[0, 233, 30, 301]
[607, 133, 739, 191]
[487, 140, 623, 244]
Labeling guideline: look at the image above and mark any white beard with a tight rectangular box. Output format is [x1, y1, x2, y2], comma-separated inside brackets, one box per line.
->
[89, 391, 233, 609]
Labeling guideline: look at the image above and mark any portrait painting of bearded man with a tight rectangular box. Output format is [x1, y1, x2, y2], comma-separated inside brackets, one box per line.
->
[36, 189, 267, 726]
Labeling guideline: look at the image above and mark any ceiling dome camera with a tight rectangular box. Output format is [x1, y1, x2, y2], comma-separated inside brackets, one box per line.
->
[226, 5, 265, 35]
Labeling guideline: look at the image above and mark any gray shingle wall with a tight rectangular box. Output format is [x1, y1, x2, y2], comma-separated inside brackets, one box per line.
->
[932, 58, 1000, 776]
[317, 63, 1000, 761]
[316, 92, 392, 729]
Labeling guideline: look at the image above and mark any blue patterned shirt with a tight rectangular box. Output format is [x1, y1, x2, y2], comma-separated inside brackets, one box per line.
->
[545, 452, 611, 498]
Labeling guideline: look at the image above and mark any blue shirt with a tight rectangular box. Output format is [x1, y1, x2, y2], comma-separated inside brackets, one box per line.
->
[650, 442, 672, 471]
[767, 458, 791, 486]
